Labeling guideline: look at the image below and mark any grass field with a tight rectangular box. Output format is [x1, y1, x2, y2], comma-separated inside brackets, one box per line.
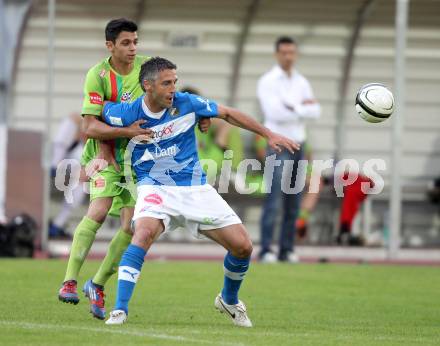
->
[0, 259, 439, 345]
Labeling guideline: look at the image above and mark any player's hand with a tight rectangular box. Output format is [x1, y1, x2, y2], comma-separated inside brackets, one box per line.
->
[85, 158, 109, 178]
[302, 99, 317, 105]
[198, 118, 211, 133]
[125, 120, 153, 139]
[267, 132, 300, 154]
[92, 140, 120, 173]
[79, 165, 91, 182]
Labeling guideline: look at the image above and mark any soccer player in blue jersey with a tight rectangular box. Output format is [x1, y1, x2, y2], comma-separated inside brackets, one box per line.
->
[102, 57, 300, 327]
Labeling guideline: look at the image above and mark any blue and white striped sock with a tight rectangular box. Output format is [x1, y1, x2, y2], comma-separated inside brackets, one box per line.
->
[221, 252, 250, 305]
[115, 244, 146, 314]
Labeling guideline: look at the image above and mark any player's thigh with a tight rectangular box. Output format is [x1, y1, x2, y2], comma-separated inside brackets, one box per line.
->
[201, 223, 253, 258]
[132, 217, 165, 250]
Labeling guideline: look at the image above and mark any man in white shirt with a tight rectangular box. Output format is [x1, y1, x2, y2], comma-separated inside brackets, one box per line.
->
[257, 36, 321, 263]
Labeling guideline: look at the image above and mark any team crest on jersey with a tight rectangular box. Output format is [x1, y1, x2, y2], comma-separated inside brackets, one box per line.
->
[99, 69, 106, 78]
[94, 177, 106, 188]
[121, 92, 132, 102]
[170, 107, 179, 117]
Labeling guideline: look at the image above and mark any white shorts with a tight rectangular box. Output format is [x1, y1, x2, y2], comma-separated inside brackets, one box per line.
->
[133, 184, 242, 238]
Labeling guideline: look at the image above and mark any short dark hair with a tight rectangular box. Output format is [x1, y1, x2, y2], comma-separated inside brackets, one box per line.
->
[105, 18, 137, 42]
[139, 57, 177, 92]
[275, 36, 297, 51]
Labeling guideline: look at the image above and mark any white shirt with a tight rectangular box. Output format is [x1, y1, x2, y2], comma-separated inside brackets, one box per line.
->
[257, 65, 321, 143]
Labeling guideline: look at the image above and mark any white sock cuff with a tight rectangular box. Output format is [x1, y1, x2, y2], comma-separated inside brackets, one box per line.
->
[118, 266, 141, 283]
[223, 266, 247, 281]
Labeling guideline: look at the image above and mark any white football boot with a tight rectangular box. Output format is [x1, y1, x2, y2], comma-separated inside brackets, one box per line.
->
[286, 252, 300, 264]
[260, 252, 278, 264]
[105, 310, 127, 325]
[214, 294, 253, 327]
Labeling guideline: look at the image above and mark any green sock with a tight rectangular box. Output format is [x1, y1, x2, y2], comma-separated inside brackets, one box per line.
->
[64, 216, 101, 282]
[92, 229, 132, 287]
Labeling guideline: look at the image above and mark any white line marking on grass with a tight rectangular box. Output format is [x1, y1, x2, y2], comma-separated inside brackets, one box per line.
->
[184, 328, 435, 344]
[0, 321, 246, 346]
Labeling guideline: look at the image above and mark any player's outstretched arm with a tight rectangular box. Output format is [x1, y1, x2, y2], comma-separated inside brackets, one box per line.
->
[217, 104, 300, 154]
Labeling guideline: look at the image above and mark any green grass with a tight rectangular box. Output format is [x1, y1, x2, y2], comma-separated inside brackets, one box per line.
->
[0, 259, 439, 345]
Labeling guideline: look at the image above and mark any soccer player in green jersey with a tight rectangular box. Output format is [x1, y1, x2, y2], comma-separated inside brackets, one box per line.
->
[58, 18, 152, 319]
[58, 18, 210, 320]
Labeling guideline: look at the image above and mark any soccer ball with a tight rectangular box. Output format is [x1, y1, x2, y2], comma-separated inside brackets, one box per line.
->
[355, 83, 394, 123]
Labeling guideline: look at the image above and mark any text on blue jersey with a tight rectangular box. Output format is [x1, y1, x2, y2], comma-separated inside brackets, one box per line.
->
[103, 92, 219, 186]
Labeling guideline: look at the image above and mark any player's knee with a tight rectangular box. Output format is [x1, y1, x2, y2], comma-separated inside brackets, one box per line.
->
[87, 198, 112, 223]
[86, 206, 109, 224]
[132, 226, 157, 248]
[235, 240, 253, 258]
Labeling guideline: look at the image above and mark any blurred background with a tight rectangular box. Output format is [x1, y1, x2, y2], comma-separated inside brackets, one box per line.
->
[1, 0, 439, 262]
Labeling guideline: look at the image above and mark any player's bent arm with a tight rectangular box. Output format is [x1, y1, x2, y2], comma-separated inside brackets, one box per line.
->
[82, 114, 134, 140]
[216, 105, 300, 153]
[296, 101, 321, 119]
[295, 81, 321, 119]
[101, 101, 153, 139]
[257, 81, 299, 122]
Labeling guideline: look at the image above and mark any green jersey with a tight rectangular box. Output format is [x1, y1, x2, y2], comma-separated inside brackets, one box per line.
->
[81, 55, 150, 166]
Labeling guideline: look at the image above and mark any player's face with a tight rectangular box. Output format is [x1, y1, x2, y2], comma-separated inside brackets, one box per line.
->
[107, 31, 138, 64]
[148, 69, 178, 109]
[276, 43, 297, 71]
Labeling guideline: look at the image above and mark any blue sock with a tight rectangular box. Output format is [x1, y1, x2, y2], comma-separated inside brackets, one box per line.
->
[115, 244, 146, 314]
[221, 252, 250, 305]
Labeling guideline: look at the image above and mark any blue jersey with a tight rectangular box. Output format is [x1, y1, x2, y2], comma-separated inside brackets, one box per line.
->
[103, 92, 219, 186]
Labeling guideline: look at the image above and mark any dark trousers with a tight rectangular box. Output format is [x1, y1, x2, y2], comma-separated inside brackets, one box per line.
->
[259, 145, 304, 258]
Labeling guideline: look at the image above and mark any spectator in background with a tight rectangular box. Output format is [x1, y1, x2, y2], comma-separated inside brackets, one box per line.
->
[49, 113, 87, 238]
[257, 36, 321, 263]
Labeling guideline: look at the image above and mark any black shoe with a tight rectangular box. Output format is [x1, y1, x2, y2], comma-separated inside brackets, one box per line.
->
[278, 251, 288, 262]
[336, 232, 349, 245]
[336, 233, 363, 246]
[336, 222, 350, 245]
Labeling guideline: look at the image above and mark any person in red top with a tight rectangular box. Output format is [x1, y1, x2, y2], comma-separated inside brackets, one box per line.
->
[337, 173, 373, 245]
